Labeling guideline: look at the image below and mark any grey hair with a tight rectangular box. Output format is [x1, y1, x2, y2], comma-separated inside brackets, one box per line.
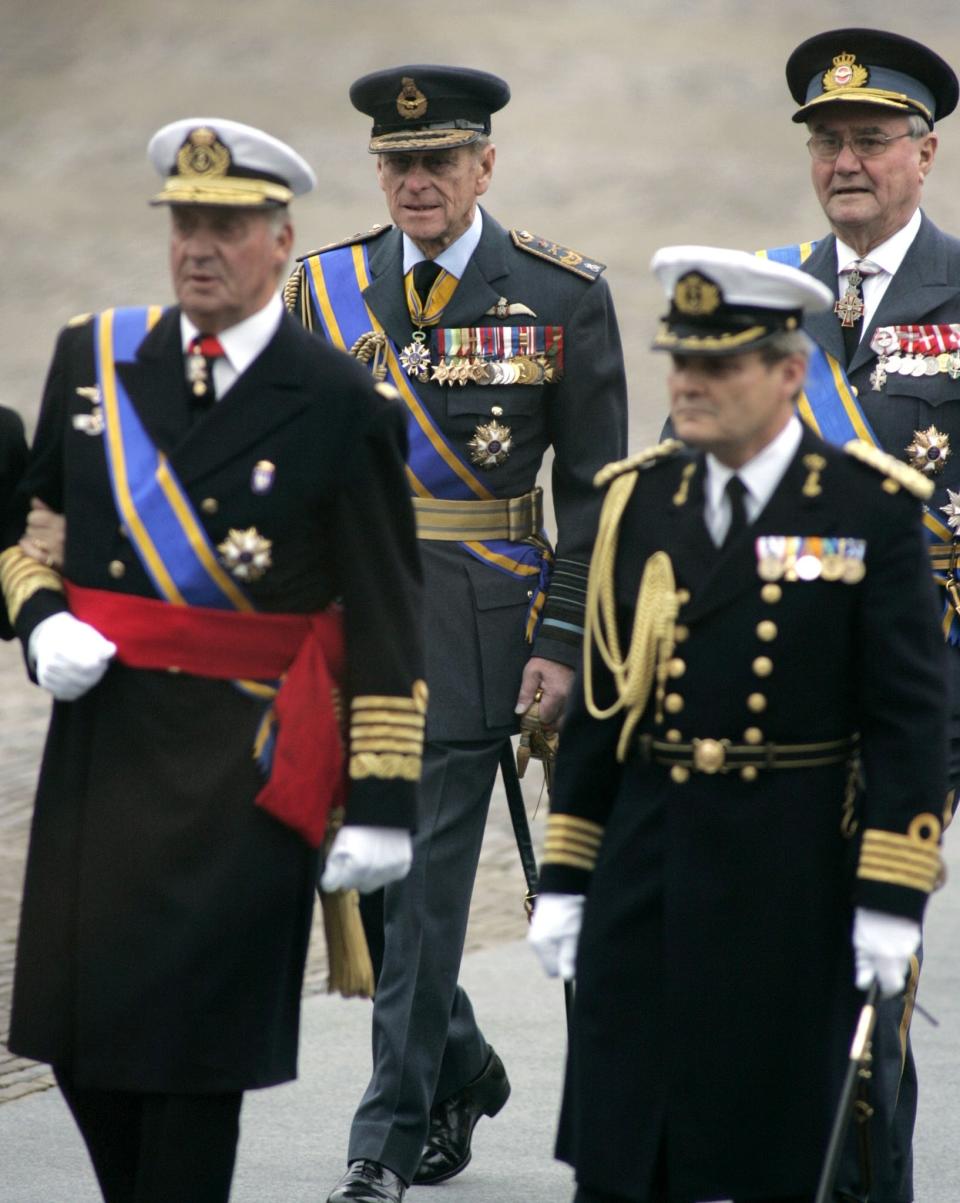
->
[907, 113, 933, 138]
[758, 329, 813, 363]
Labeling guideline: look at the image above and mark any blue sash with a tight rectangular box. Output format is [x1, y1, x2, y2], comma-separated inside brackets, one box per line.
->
[95, 307, 254, 612]
[761, 246, 958, 644]
[303, 244, 551, 638]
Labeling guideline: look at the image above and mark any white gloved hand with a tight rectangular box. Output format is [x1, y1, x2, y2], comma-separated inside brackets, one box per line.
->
[528, 893, 585, 981]
[29, 612, 117, 701]
[853, 906, 921, 998]
[319, 825, 413, 894]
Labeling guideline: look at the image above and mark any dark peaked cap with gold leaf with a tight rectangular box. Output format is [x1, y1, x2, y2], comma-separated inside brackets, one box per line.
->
[148, 117, 316, 208]
[350, 65, 510, 153]
[787, 28, 958, 127]
[650, 245, 833, 357]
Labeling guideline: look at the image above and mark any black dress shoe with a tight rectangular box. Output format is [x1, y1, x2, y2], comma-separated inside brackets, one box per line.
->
[326, 1160, 406, 1203]
[413, 1049, 511, 1185]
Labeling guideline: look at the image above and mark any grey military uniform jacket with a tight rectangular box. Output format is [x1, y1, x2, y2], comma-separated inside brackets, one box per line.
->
[289, 208, 627, 740]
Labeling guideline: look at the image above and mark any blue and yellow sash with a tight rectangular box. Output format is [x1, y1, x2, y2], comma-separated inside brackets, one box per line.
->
[760, 245, 958, 644]
[95, 306, 254, 613]
[304, 245, 551, 638]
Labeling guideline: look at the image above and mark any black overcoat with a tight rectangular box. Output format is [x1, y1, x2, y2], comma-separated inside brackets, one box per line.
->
[6, 307, 423, 1093]
[539, 430, 946, 1201]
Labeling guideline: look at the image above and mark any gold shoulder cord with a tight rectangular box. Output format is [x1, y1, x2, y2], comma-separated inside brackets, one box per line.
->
[583, 473, 678, 762]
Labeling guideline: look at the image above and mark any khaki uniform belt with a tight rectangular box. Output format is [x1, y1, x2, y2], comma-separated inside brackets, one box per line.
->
[641, 734, 859, 775]
[411, 487, 543, 542]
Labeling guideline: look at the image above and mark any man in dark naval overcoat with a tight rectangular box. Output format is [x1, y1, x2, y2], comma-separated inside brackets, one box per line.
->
[284, 65, 627, 1203]
[763, 29, 960, 1200]
[530, 246, 947, 1203]
[0, 117, 425, 1203]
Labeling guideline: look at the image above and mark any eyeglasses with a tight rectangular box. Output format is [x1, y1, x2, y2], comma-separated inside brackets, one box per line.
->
[806, 132, 915, 161]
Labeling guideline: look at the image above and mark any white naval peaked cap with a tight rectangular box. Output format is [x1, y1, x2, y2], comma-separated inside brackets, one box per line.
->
[148, 117, 316, 208]
[649, 245, 833, 356]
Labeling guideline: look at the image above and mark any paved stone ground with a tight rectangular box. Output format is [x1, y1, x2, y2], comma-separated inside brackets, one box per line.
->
[3, 0, 960, 1129]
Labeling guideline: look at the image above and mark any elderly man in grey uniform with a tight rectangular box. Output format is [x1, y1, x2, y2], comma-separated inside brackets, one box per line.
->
[285, 64, 627, 1203]
[762, 28, 960, 1202]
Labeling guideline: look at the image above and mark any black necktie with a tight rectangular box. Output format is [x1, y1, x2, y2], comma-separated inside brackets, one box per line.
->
[722, 474, 748, 549]
[412, 259, 443, 311]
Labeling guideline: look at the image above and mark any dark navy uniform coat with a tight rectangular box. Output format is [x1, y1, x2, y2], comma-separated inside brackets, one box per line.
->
[539, 429, 946, 1201]
[6, 308, 423, 1093]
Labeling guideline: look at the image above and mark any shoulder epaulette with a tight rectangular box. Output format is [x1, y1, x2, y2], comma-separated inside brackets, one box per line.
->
[296, 223, 393, 262]
[593, 439, 684, 488]
[843, 439, 934, 500]
[510, 229, 606, 281]
[66, 312, 93, 327]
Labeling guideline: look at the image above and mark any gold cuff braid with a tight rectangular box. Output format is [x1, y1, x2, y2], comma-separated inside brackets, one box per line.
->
[0, 546, 65, 627]
[543, 813, 604, 873]
[857, 814, 943, 894]
[348, 680, 428, 781]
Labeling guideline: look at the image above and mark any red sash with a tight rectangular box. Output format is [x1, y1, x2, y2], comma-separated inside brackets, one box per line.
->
[66, 583, 346, 848]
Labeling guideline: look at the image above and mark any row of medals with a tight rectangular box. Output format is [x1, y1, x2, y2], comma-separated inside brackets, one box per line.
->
[871, 349, 960, 391]
[756, 538, 866, 584]
[401, 341, 558, 388]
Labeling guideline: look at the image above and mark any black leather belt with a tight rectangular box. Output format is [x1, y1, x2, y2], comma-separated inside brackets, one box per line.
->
[640, 734, 859, 775]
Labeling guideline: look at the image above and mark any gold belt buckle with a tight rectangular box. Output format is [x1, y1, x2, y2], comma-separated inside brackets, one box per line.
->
[692, 738, 727, 774]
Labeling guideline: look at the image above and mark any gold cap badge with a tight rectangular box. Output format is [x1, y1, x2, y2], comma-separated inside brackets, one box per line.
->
[176, 127, 231, 179]
[397, 77, 428, 120]
[674, 273, 720, 316]
[823, 52, 869, 93]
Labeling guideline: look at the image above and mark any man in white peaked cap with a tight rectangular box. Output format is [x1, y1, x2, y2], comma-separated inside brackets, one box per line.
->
[0, 118, 425, 1202]
[529, 247, 947, 1203]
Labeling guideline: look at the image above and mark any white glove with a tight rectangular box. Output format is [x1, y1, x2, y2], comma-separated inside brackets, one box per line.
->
[528, 893, 585, 981]
[29, 612, 117, 701]
[853, 906, 921, 998]
[319, 825, 413, 894]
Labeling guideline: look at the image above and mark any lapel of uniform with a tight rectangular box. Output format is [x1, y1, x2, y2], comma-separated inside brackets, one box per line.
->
[663, 454, 717, 582]
[115, 307, 193, 453]
[436, 208, 509, 328]
[172, 312, 312, 485]
[801, 234, 847, 367]
[362, 226, 416, 347]
[850, 212, 960, 373]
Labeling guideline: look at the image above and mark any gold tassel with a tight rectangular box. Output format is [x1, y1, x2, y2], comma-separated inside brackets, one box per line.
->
[320, 804, 374, 999]
[321, 888, 375, 998]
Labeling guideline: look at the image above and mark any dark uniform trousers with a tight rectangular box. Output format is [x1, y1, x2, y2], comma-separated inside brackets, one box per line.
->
[55, 1070, 242, 1203]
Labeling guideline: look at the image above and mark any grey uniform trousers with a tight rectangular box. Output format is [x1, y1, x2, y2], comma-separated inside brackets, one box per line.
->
[347, 739, 505, 1182]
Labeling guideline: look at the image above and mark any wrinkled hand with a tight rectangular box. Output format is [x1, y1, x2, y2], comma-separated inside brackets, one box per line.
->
[30, 612, 117, 701]
[20, 498, 66, 570]
[528, 892, 584, 980]
[853, 906, 921, 998]
[514, 657, 575, 728]
[320, 825, 413, 894]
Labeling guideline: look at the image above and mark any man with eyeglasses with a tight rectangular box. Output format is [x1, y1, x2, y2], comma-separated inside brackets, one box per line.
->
[763, 28, 960, 1203]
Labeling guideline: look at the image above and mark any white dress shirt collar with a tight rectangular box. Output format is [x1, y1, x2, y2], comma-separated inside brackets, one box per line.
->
[402, 206, 483, 279]
[704, 415, 803, 545]
[180, 292, 284, 397]
[834, 207, 921, 278]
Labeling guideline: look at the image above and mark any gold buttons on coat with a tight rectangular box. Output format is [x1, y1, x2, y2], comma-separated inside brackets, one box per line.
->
[756, 620, 778, 642]
[743, 727, 764, 744]
[752, 656, 773, 678]
[674, 625, 689, 643]
[108, 560, 125, 579]
[664, 693, 684, 714]
[670, 765, 690, 783]
[665, 729, 683, 743]
[676, 588, 691, 605]
[667, 658, 686, 679]
[747, 693, 767, 713]
[741, 766, 759, 782]
[760, 584, 782, 604]
[201, 497, 219, 514]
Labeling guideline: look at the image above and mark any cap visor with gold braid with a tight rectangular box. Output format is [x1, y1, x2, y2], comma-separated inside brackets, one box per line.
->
[148, 117, 316, 207]
[786, 28, 958, 127]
